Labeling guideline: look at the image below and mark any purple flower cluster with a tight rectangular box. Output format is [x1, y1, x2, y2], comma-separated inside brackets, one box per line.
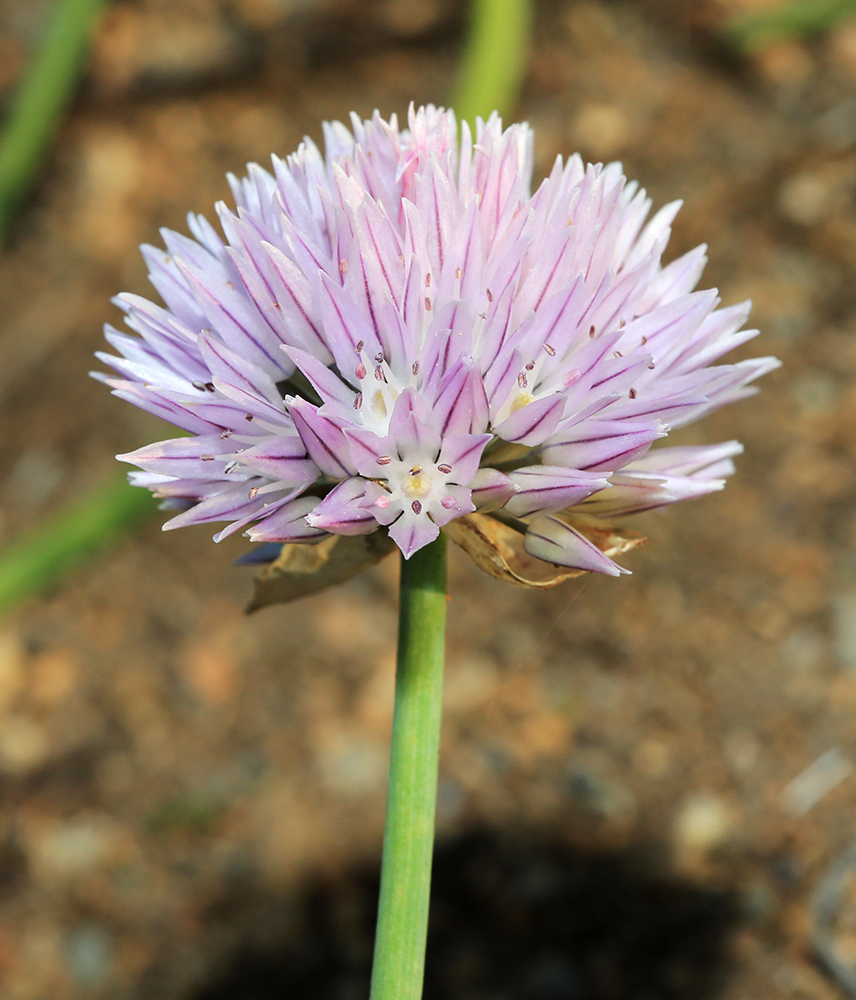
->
[96, 105, 776, 574]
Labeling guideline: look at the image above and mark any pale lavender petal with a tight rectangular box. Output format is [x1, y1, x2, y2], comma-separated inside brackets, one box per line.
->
[505, 466, 610, 517]
[470, 468, 518, 510]
[524, 517, 627, 576]
[287, 397, 356, 478]
[237, 436, 320, 483]
[245, 495, 329, 542]
[493, 394, 566, 447]
[388, 512, 440, 559]
[436, 433, 492, 484]
[307, 478, 379, 535]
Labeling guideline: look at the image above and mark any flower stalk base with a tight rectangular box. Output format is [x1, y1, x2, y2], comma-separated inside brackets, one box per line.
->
[370, 534, 447, 1000]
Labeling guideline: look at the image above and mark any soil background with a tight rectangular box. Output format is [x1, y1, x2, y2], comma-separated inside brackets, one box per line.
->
[1, 1, 855, 997]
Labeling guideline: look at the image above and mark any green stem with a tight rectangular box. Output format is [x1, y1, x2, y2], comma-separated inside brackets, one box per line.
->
[370, 534, 448, 1000]
[452, 0, 534, 124]
[0, 0, 107, 243]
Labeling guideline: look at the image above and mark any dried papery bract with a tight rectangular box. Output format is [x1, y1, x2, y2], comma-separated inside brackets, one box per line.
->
[96, 104, 778, 592]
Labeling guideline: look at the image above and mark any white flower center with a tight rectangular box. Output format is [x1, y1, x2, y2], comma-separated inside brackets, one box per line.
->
[401, 467, 433, 499]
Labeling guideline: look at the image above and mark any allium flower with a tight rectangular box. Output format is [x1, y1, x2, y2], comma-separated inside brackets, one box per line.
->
[96, 105, 777, 577]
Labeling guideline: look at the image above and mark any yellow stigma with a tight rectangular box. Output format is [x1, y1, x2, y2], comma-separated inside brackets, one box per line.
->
[510, 391, 535, 414]
[401, 467, 433, 499]
[371, 390, 388, 419]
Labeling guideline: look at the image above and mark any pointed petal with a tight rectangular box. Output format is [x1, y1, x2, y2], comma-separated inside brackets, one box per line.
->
[493, 393, 566, 446]
[524, 516, 627, 575]
[245, 495, 329, 542]
[307, 478, 380, 535]
[505, 466, 610, 517]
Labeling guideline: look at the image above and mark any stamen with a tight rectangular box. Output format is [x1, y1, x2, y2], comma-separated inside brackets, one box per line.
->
[356, 340, 364, 352]
[437, 463, 452, 475]
[589, 325, 596, 339]
[425, 273, 431, 288]
[424, 297, 432, 311]
[248, 486, 259, 500]
[410, 465, 423, 476]
[411, 500, 422, 514]
[223, 462, 238, 474]
[544, 343, 556, 356]
[455, 266, 463, 279]
[377, 455, 392, 466]
[339, 259, 348, 274]
[353, 392, 363, 409]
[517, 372, 528, 389]
[486, 288, 493, 302]
[375, 352, 385, 363]
[219, 430, 232, 439]
[525, 361, 535, 371]
[245, 413, 254, 421]
[192, 380, 206, 391]
[412, 361, 420, 376]
[629, 388, 637, 399]
[614, 351, 623, 358]
[201, 454, 215, 461]
[374, 365, 387, 382]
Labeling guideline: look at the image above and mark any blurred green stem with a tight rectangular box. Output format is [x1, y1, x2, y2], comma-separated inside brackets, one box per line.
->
[0, 479, 152, 616]
[0, 0, 107, 242]
[369, 536, 447, 1000]
[725, 0, 856, 52]
[453, 0, 533, 124]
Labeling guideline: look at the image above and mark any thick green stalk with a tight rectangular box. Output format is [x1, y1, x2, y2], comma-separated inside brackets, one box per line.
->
[452, 0, 533, 124]
[370, 535, 448, 1000]
[0, 0, 107, 242]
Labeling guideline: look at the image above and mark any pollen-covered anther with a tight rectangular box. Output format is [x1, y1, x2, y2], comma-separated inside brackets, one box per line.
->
[248, 486, 259, 500]
[353, 392, 363, 409]
[411, 500, 423, 514]
[437, 463, 452, 475]
[544, 343, 556, 356]
[374, 365, 386, 382]
[339, 259, 348, 274]
[376, 455, 392, 466]
[517, 372, 528, 389]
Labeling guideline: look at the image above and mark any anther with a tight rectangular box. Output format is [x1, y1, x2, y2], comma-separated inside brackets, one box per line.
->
[411, 500, 422, 515]
[410, 466, 423, 476]
[374, 365, 386, 382]
[375, 352, 384, 363]
[544, 343, 556, 356]
[356, 340, 364, 352]
[640, 335, 648, 345]
[629, 388, 637, 399]
[525, 360, 535, 371]
[353, 392, 363, 409]
[412, 361, 420, 376]
[201, 454, 215, 461]
[376, 455, 392, 466]
[355, 362, 367, 379]
[248, 486, 259, 500]
[486, 288, 493, 302]
[437, 463, 452, 475]
[613, 351, 623, 358]
[455, 266, 463, 279]
[518, 372, 528, 389]
[220, 430, 232, 439]
[424, 297, 432, 311]
[192, 380, 207, 391]
[245, 413, 254, 421]
[619, 318, 626, 328]
[425, 272, 431, 288]
[589, 325, 596, 339]
[339, 259, 348, 274]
